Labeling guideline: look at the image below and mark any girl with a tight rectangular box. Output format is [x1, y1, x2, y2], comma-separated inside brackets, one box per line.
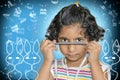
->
[37, 3, 110, 80]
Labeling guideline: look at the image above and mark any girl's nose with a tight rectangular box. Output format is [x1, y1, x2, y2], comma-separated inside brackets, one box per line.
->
[68, 44, 76, 52]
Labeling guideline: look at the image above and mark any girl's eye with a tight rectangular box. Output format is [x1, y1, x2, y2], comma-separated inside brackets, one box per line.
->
[76, 38, 82, 42]
[61, 38, 68, 42]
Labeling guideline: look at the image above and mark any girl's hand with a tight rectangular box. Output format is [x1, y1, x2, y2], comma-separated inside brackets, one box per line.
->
[86, 41, 101, 63]
[40, 39, 57, 63]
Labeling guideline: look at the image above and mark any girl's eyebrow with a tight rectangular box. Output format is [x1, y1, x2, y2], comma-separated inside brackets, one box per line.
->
[58, 37, 68, 39]
[75, 37, 84, 39]
[55, 41, 87, 45]
[58, 37, 84, 39]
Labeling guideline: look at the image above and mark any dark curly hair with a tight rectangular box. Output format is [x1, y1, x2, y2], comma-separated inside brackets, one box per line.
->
[45, 4, 105, 41]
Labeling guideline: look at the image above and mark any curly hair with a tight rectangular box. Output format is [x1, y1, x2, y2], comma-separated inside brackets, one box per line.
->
[45, 4, 105, 41]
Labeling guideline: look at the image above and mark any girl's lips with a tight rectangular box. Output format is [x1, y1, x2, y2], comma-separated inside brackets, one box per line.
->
[67, 54, 78, 58]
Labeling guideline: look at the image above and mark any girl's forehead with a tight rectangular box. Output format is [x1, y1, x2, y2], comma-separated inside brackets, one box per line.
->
[59, 24, 84, 37]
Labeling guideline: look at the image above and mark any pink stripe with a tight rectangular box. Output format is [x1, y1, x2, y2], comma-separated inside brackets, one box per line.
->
[53, 67, 92, 76]
[53, 70, 91, 76]
[80, 70, 91, 73]
[57, 69, 66, 73]
[68, 71, 91, 75]
[53, 67, 66, 70]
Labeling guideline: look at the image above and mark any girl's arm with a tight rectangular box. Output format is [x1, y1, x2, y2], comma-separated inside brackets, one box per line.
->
[36, 60, 53, 80]
[89, 61, 108, 80]
[36, 40, 57, 80]
[86, 41, 109, 80]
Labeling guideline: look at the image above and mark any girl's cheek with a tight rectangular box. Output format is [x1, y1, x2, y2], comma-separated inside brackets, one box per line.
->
[59, 45, 68, 54]
[76, 45, 87, 52]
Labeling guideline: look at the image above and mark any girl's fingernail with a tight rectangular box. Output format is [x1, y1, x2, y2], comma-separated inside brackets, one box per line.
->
[53, 40, 56, 43]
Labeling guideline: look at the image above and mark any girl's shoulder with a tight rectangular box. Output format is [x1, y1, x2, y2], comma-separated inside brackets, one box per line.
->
[99, 61, 111, 80]
[82, 61, 111, 72]
[99, 61, 111, 72]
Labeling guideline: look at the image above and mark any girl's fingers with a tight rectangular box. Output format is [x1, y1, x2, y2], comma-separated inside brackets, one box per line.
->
[86, 41, 101, 53]
[86, 49, 91, 54]
[41, 40, 55, 50]
[87, 41, 100, 49]
[86, 45, 100, 52]
[42, 43, 58, 56]
[44, 43, 56, 50]
[41, 41, 57, 53]
[86, 47, 95, 50]
[49, 46, 58, 51]
[40, 40, 46, 48]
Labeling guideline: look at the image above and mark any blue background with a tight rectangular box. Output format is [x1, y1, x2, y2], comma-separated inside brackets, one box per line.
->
[0, 0, 120, 80]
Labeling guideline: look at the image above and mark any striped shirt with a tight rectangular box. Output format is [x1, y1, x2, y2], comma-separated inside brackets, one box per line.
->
[51, 58, 111, 80]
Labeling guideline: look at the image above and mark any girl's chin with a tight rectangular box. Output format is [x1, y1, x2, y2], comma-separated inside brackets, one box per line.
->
[66, 57, 80, 62]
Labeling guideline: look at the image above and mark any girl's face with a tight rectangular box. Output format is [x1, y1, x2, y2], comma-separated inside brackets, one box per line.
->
[58, 24, 88, 62]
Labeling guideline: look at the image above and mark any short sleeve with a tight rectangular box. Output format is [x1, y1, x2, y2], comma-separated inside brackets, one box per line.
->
[50, 66, 54, 76]
[101, 64, 111, 80]
[50, 59, 58, 77]
[50, 60, 55, 77]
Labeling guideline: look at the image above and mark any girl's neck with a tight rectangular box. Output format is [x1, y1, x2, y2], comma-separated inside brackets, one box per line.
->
[65, 57, 88, 67]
